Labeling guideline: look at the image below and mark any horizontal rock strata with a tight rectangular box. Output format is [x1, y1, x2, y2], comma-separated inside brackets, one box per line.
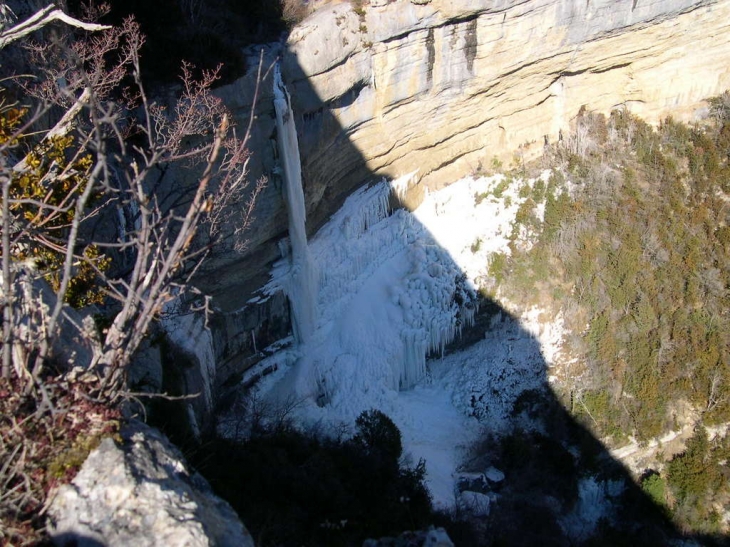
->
[205, 0, 730, 312]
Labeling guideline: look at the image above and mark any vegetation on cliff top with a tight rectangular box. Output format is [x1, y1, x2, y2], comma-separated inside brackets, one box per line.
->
[485, 98, 730, 537]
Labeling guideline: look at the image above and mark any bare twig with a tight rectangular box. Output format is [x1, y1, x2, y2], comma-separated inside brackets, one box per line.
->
[0, 5, 110, 49]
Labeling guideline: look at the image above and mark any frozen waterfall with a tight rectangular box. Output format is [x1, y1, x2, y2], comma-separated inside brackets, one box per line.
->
[273, 65, 318, 344]
[267, 71, 485, 407]
[303, 176, 478, 407]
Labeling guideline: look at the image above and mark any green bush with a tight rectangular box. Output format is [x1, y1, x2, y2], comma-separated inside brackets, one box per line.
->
[640, 471, 667, 508]
[488, 252, 508, 284]
[667, 427, 713, 501]
[198, 410, 431, 546]
[492, 179, 509, 198]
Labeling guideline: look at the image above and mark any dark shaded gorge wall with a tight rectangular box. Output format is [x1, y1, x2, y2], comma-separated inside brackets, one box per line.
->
[185, 0, 730, 393]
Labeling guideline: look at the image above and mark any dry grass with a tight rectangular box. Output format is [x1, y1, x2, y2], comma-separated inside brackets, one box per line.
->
[0, 376, 120, 545]
[281, 0, 312, 27]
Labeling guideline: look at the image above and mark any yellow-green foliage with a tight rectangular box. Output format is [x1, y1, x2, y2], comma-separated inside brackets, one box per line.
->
[488, 252, 507, 284]
[491, 102, 730, 535]
[498, 102, 730, 441]
[2, 107, 110, 308]
[0, 106, 26, 146]
[47, 433, 108, 479]
[640, 472, 667, 508]
[663, 427, 728, 534]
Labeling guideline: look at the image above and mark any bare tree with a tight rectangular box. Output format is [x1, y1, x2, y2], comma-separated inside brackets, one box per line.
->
[0, 6, 272, 541]
[0, 5, 267, 401]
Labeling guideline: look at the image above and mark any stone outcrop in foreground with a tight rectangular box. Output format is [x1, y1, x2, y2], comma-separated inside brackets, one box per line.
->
[48, 422, 253, 547]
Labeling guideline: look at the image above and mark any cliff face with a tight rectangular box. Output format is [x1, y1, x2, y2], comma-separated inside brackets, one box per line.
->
[288, 0, 730, 193]
[198, 0, 730, 380]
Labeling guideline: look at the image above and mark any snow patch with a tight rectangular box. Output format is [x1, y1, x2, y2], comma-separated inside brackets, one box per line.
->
[559, 477, 625, 542]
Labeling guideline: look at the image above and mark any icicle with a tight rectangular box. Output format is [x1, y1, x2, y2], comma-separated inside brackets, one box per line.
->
[401, 328, 427, 389]
[309, 179, 413, 309]
[274, 64, 318, 344]
[390, 171, 418, 202]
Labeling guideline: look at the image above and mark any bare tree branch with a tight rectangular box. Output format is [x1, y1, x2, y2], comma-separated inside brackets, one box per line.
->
[1, 11, 263, 401]
[0, 5, 110, 49]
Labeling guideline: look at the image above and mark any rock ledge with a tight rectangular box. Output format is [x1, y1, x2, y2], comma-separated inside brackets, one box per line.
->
[48, 421, 252, 547]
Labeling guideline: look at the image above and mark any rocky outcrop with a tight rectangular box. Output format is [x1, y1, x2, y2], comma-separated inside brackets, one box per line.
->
[288, 0, 730, 193]
[187, 0, 730, 387]
[48, 422, 253, 547]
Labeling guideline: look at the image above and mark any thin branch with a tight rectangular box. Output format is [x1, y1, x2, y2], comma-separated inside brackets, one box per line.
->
[31, 158, 103, 380]
[2, 174, 12, 379]
[121, 390, 201, 401]
[0, 6, 110, 49]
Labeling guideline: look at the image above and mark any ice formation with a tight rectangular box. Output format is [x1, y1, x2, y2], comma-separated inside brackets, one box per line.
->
[263, 170, 567, 413]
[273, 65, 318, 344]
[253, 168, 568, 505]
[559, 477, 625, 541]
[306, 176, 478, 402]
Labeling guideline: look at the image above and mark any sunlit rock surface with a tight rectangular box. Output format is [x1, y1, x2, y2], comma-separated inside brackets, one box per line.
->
[205, 0, 730, 313]
[290, 0, 730, 191]
[48, 422, 253, 547]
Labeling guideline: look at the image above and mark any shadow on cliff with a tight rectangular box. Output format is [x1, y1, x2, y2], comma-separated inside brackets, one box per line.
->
[184, 40, 726, 547]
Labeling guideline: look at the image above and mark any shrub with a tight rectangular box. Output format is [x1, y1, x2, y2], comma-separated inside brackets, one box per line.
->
[354, 408, 402, 460]
[280, 0, 309, 28]
[198, 409, 431, 546]
[352, 0, 367, 19]
[0, 7, 263, 541]
[492, 179, 509, 198]
[474, 191, 489, 205]
[0, 376, 120, 544]
[532, 177, 546, 203]
[640, 471, 667, 508]
[488, 252, 507, 284]
[666, 427, 713, 502]
[707, 90, 730, 123]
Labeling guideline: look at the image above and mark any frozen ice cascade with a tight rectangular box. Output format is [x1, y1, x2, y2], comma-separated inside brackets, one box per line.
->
[273, 65, 318, 344]
[246, 171, 563, 506]
[266, 171, 478, 414]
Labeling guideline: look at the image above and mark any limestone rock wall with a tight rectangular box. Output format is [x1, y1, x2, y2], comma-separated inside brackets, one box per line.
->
[48, 421, 254, 547]
[195, 0, 730, 387]
[289, 0, 730, 195]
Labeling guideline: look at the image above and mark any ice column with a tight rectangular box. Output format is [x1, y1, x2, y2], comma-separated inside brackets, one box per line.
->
[274, 65, 318, 344]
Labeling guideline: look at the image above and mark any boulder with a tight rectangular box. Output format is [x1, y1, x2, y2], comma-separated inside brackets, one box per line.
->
[48, 422, 253, 547]
[485, 466, 505, 485]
